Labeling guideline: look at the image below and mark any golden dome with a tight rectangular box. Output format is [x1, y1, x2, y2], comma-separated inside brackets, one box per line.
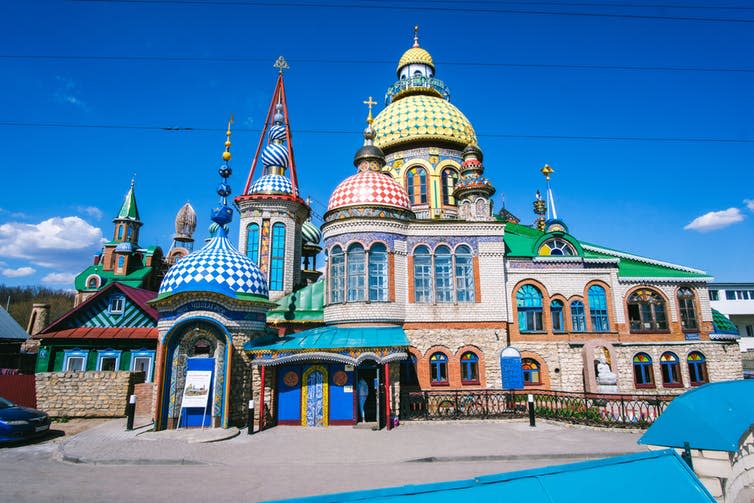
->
[397, 47, 434, 72]
[372, 94, 477, 150]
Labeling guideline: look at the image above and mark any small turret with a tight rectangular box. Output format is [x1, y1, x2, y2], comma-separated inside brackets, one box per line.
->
[454, 144, 495, 221]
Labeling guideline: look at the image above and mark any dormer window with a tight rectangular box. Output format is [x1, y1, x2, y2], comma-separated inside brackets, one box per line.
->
[109, 295, 125, 314]
[538, 238, 576, 256]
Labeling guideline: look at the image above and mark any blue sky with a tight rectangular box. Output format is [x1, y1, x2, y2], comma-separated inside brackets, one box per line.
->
[1, 0, 753, 288]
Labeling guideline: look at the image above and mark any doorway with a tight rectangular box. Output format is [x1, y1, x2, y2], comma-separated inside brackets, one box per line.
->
[355, 362, 386, 428]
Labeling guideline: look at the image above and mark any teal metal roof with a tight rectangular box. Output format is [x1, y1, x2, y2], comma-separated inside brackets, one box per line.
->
[639, 380, 754, 452]
[712, 309, 739, 335]
[0, 306, 29, 341]
[266, 450, 713, 502]
[267, 280, 324, 324]
[245, 326, 408, 352]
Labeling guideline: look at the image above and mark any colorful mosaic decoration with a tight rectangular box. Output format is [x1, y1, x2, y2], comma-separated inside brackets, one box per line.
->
[332, 370, 347, 386]
[283, 371, 299, 387]
[397, 46, 434, 71]
[301, 365, 328, 427]
[249, 173, 294, 196]
[328, 171, 412, 212]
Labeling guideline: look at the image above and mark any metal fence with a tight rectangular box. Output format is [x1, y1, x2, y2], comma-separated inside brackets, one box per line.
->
[400, 389, 674, 428]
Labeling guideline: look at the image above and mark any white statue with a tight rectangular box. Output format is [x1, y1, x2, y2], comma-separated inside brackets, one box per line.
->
[596, 355, 617, 386]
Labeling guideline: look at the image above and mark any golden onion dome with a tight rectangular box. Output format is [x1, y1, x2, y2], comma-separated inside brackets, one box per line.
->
[372, 94, 477, 151]
[397, 47, 435, 73]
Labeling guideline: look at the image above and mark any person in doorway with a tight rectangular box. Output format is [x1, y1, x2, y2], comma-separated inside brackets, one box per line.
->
[358, 378, 369, 422]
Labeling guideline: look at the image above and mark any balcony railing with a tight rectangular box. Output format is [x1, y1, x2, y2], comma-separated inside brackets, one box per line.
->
[400, 389, 674, 428]
[385, 76, 451, 104]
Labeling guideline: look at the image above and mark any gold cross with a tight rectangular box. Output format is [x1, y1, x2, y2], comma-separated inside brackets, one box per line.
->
[363, 96, 377, 123]
[273, 56, 289, 74]
[541, 163, 554, 181]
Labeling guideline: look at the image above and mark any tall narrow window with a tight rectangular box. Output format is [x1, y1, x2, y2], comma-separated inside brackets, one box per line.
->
[269, 223, 286, 290]
[687, 352, 708, 385]
[551, 300, 564, 332]
[455, 245, 475, 303]
[414, 246, 432, 303]
[460, 351, 479, 384]
[347, 243, 365, 302]
[246, 223, 260, 265]
[406, 166, 428, 205]
[677, 288, 698, 331]
[628, 289, 668, 331]
[429, 352, 448, 385]
[570, 300, 586, 332]
[517, 285, 544, 332]
[660, 352, 682, 386]
[441, 168, 459, 206]
[588, 285, 610, 332]
[329, 246, 344, 303]
[117, 256, 125, 270]
[522, 358, 541, 385]
[435, 245, 453, 303]
[368, 243, 388, 302]
[633, 353, 654, 387]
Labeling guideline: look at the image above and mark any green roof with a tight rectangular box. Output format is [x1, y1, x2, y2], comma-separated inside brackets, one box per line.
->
[245, 325, 408, 353]
[267, 280, 324, 324]
[74, 264, 153, 291]
[712, 309, 739, 335]
[116, 181, 141, 222]
[503, 222, 708, 279]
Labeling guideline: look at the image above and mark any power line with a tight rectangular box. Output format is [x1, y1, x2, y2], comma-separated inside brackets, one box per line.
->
[3, 53, 753, 74]
[2, 120, 753, 143]
[354, 0, 754, 10]
[71, 0, 754, 24]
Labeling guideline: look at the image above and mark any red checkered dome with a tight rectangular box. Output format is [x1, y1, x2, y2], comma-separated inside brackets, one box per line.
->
[327, 170, 411, 211]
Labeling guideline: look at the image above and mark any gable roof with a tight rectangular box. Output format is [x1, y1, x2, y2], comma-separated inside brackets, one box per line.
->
[267, 280, 324, 324]
[266, 450, 713, 502]
[0, 306, 29, 341]
[40, 282, 157, 335]
[74, 262, 153, 291]
[639, 380, 754, 452]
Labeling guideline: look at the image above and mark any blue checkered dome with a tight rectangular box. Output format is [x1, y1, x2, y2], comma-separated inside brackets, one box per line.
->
[249, 173, 294, 196]
[159, 228, 268, 300]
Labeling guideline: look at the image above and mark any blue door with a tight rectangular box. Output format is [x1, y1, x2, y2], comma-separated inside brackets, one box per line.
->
[305, 370, 325, 427]
[183, 357, 214, 427]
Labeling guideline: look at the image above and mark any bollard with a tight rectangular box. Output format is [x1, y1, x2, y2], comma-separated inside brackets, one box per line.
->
[126, 394, 136, 431]
[528, 393, 535, 427]
[248, 399, 255, 435]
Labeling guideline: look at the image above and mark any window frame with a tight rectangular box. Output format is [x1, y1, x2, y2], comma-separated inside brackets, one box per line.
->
[96, 349, 122, 372]
[460, 351, 480, 385]
[570, 300, 586, 332]
[434, 245, 453, 304]
[440, 167, 459, 206]
[677, 287, 698, 331]
[551, 299, 565, 332]
[588, 285, 610, 332]
[660, 352, 683, 388]
[329, 245, 345, 304]
[687, 351, 708, 386]
[346, 243, 366, 302]
[413, 246, 433, 303]
[628, 289, 669, 332]
[454, 245, 475, 303]
[521, 358, 541, 386]
[632, 353, 655, 389]
[368, 242, 388, 302]
[269, 222, 286, 291]
[405, 166, 428, 205]
[63, 349, 89, 372]
[130, 349, 156, 382]
[429, 352, 449, 386]
[517, 285, 544, 333]
[246, 223, 260, 265]
[109, 295, 125, 315]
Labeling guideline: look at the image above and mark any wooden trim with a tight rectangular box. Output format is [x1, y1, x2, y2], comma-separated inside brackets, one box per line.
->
[388, 252, 396, 303]
[407, 255, 415, 304]
[473, 255, 482, 303]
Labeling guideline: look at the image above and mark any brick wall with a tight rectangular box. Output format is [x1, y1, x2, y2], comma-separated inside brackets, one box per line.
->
[36, 371, 144, 417]
[133, 382, 154, 418]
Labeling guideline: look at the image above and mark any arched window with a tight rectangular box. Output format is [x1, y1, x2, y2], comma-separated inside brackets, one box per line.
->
[660, 352, 682, 386]
[441, 168, 459, 206]
[117, 256, 125, 270]
[86, 277, 98, 289]
[429, 352, 448, 385]
[413, 246, 432, 303]
[246, 223, 260, 265]
[455, 245, 475, 303]
[346, 243, 365, 302]
[517, 285, 544, 332]
[368, 243, 388, 302]
[570, 300, 586, 332]
[269, 223, 286, 290]
[538, 238, 576, 256]
[117, 225, 124, 240]
[406, 166, 428, 205]
[628, 289, 668, 331]
[633, 353, 654, 387]
[329, 246, 345, 303]
[435, 245, 453, 303]
[522, 358, 541, 385]
[588, 285, 610, 332]
[551, 300, 564, 332]
[460, 352, 480, 384]
[687, 352, 708, 385]
[678, 288, 698, 331]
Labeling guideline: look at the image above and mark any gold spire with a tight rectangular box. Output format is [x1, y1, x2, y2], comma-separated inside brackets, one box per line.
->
[363, 96, 377, 124]
[273, 55, 289, 74]
[222, 115, 234, 162]
[413, 24, 420, 47]
[541, 164, 554, 181]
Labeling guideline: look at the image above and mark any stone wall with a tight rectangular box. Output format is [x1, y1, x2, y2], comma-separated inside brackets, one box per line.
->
[133, 382, 154, 418]
[36, 371, 143, 417]
[727, 428, 754, 503]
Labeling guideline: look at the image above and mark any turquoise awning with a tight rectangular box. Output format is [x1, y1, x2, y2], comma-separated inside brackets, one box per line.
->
[265, 450, 714, 502]
[244, 326, 409, 366]
[639, 380, 754, 452]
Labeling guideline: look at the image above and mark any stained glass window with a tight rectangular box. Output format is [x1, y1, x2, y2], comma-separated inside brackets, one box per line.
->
[517, 285, 544, 332]
[588, 285, 610, 332]
[570, 300, 586, 332]
[633, 353, 653, 386]
[660, 352, 682, 386]
[414, 246, 432, 303]
[269, 223, 286, 290]
[551, 299, 564, 332]
[246, 223, 260, 265]
[628, 289, 668, 331]
[455, 245, 475, 303]
[368, 243, 388, 302]
[430, 352, 448, 384]
[522, 358, 541, 385]
[441, 168, 459, 206]
[406, 166, 428, 205]
[687, 352, 707, 385]
[347, 243, 365, 302]
[538, 238, 576, 256]
[461, 351, 479, 384]
[678, 288, 698, 331]
[329, 246, 344, 303]
[435, 245, 453, 303]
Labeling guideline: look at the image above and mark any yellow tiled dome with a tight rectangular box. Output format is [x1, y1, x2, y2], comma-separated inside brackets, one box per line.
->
[397, 47, 434, 72]
[372, 94, 477, 150]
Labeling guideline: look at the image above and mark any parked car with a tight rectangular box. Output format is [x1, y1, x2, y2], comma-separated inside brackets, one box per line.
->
[0, 396, 51, 443]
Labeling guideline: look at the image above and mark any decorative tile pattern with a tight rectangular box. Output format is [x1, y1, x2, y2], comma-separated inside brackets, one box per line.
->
[328, 171, 411, 211]
[261, 143, 289, 168]
[249, 174, 294, 196]
[302, 220, 321, 245]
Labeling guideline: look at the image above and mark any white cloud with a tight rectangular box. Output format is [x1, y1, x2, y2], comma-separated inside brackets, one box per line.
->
[54, 76, 89, 111]
[684, 208, 744, 232]
[76, 206, 103, 220]
[745, 199, 754, 212]
[41, 272, 76, 285]
[0, 216, 104, 268]
[0, 208, 29, 219]
[1, 266, 36, 278]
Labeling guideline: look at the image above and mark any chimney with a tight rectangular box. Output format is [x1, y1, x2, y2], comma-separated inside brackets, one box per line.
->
[27, 304, 50, 336]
